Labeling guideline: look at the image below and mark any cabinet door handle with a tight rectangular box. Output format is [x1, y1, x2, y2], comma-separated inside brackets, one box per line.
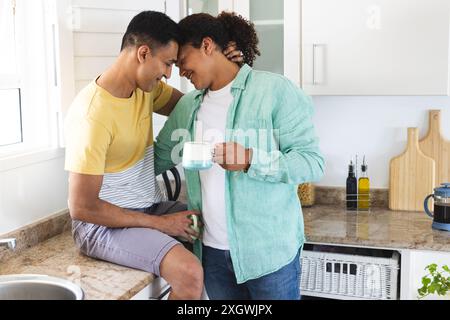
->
[312, 44, 325, 85]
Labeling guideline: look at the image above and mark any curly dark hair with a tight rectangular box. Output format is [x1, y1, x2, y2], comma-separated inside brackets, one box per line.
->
[121, 11, 180, 52]
[178, 11, 260, 67]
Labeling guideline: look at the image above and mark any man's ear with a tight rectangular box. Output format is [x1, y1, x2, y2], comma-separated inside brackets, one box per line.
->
[202, 37, 216, 56]
[137, 45, 151, 63]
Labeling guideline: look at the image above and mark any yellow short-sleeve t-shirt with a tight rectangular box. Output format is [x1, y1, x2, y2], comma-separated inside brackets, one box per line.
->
[64, 80, 173, 208]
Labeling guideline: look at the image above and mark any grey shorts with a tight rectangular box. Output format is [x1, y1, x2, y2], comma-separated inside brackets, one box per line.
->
[71, 201, 187, 277]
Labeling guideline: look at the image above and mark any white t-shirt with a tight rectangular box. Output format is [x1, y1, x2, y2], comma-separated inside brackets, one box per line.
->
[195, 81, 234, 250]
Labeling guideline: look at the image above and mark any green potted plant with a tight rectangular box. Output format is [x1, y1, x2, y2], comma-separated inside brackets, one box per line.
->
[418, 264, 450, 299]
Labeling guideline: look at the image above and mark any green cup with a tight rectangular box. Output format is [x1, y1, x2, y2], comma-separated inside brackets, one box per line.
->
[189, 214, 200, 240]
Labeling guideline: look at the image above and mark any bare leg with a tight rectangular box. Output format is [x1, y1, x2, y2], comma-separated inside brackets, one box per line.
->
[160, 244, 204, 300]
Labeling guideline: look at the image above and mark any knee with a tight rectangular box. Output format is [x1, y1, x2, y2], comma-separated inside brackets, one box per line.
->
[181, 259, 204, 290]
[175, 260, 204, 298]
[160, 245, 204, 299]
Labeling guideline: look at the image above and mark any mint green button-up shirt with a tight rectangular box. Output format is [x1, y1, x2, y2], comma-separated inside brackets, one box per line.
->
[155, 64, 325, 283]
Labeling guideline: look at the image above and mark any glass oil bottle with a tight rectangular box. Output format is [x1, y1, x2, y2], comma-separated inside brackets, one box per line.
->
[346, 160, 357, 210]
[358, 156, 370, 211]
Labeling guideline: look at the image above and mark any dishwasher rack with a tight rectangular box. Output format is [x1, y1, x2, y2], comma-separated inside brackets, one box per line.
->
[300, 246, 400, 300]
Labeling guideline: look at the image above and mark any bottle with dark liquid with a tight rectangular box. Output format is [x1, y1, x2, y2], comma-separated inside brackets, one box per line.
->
[346, 160, 357, 210]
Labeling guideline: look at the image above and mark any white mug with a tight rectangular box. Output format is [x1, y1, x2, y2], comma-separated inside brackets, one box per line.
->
[182, 142, 213, 171]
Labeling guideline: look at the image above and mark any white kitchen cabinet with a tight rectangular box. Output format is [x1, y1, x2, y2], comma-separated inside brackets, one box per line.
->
[235, 0, 301, 86]
[131, 277, 171, 300]
[302, 0, 450, 95]
[131, 277, 209, 300]
[183, 0, 450, 95]
[182, 0, 301, 86]
[400, 249, 450, 300]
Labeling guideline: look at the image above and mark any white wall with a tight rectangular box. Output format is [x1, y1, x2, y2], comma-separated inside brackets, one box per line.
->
[0, 153, 68, 234]
[0, 0, 74, 235]
[313, 96, 450, 188]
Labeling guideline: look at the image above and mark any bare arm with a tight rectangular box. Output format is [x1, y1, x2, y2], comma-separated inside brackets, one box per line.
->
[154, 87, 183, 116]
[68, 172, 200, 241]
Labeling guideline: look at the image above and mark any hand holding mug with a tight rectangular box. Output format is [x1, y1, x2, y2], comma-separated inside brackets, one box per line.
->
[159, 211, 202, 243]
[189, 214, 201, 241]
[213, 142, 253, 172]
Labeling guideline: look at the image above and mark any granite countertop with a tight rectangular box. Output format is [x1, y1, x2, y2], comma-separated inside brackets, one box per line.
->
[0, 179, 186, 300]
[0, 231, 154, 300]
[1, 203, 450, 300]
[303, 205, 450, 252]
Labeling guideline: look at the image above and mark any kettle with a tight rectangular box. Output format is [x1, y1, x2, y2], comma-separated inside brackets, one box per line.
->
[424, 183, 450, 231]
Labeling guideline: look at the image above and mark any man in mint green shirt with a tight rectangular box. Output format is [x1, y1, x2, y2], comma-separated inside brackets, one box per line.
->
[155, 12, 324, 300]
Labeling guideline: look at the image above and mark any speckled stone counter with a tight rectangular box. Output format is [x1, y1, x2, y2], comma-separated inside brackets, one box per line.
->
[0, 231, 154, 300]
[0, 180, 189, 300]
[2, 195, 450, 300]
[303, 205, 450, 252]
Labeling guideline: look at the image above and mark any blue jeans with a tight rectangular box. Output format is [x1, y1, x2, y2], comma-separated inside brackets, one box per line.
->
[202, 245, 301, 300]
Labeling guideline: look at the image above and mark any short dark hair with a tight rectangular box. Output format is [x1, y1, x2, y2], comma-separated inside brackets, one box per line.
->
[178, 12, 260, 66]
[120, 11, 181, 52]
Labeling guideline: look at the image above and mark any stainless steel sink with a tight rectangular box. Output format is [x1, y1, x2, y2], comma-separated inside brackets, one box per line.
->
[0, 274, 84, 300]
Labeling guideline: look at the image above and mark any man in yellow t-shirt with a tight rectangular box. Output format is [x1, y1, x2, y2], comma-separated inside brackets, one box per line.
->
[64, 11, 203, 300]
[65, 11, 242, 300]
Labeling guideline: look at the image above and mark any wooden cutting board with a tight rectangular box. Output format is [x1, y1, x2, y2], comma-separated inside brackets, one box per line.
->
[389, 127, 435, 211]
[419, 110, 450, 187]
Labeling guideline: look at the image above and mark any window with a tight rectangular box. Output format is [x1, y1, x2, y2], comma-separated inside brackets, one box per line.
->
[0, 89, 22, 146]
[0, 0, 17, 75]
[0, 0, 58, 154]
[0, 0, 22, 147]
